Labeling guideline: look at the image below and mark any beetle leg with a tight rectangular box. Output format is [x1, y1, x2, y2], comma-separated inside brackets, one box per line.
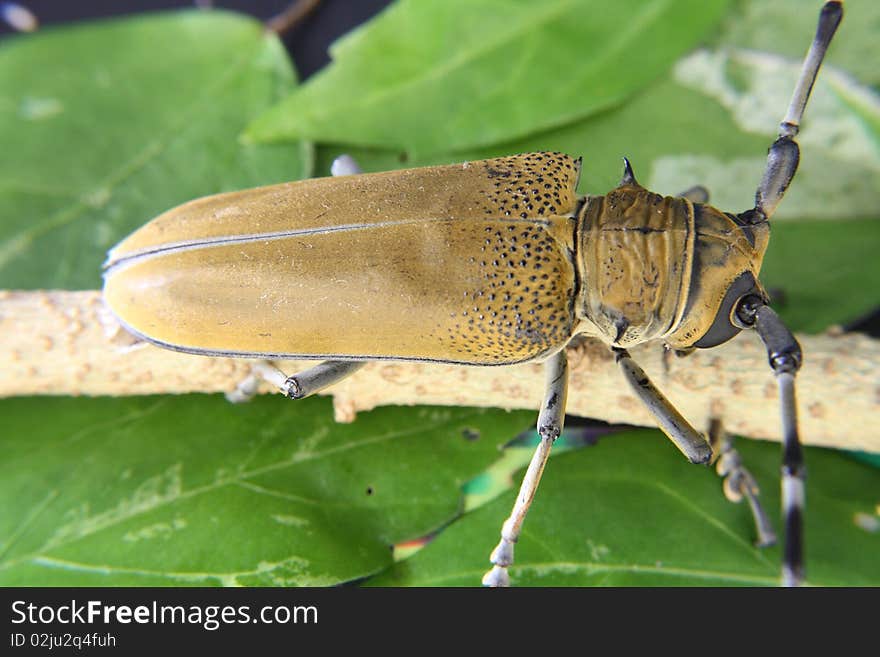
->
[226, 153, 366, 404]
[225, 361, 286, 403]
[225, 368, 265, 403]
[677, 185, 709, 204]
[263, 156, 368, 398]
[614, 348, 713, 464]
[482, 349, 569, 587]
[709, 419, 777, 548]
[743, 1, 842, 223]
[734, 296, 805, 587]
[280, 361, 367, 399]
[226, 360, 366, 402]
[330, 154, 363, 176]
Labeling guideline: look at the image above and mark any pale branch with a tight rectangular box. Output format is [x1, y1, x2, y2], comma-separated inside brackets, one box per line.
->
[1, 290, 877, 452]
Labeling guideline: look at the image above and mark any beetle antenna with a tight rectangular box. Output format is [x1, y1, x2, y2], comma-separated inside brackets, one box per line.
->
[742, 1, 842, 224]
[735, 296, 804, 586]
[619, 157, 638, 187]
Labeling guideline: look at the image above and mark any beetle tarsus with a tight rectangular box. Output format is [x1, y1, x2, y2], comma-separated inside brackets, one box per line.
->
[225, 372, 262, 403]
[482, 565, 511, 588]
[331, 154, 363, 176]
[710, 419, 777, 548]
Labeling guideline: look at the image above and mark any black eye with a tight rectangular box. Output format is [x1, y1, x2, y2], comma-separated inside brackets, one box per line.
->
[693, 272, 762, 349]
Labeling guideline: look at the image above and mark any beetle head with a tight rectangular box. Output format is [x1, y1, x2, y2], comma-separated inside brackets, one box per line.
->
[664, 204, 771, 350]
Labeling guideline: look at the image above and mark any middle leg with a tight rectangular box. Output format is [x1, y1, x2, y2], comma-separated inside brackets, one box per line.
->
[482, 349, 569, 587]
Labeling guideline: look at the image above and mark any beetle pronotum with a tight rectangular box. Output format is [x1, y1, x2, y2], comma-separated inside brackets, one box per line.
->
[102, 2, 843, 586]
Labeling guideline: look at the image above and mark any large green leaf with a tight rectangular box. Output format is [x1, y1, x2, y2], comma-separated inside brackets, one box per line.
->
[0, 10, 311, 290]
[369, 431, 880, 586]
[245, 0, 730, 156]
[0, 396, 533, 585]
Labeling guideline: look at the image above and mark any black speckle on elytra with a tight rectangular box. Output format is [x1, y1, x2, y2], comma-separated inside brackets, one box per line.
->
[433, 153, 581, 361]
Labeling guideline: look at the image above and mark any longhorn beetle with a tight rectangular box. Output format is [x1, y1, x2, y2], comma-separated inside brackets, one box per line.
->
[102, 2, 843, 586]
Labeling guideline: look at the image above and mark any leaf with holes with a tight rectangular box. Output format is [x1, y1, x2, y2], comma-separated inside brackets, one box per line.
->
[368, 431, 880, 586]
[0, 396, 534, 585]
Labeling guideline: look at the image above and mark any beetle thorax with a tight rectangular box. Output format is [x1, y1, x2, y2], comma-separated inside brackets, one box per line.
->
[574, 185, 694, 347]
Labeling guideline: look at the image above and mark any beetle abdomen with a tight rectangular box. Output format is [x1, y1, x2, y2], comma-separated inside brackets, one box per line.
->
[104, 153, 582, 365]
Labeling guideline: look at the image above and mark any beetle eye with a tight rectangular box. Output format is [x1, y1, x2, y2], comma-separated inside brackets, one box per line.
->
[693, 272, 763, 349]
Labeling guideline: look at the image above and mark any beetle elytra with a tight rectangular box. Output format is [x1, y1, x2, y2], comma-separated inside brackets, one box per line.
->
[102, 2, 843, 586]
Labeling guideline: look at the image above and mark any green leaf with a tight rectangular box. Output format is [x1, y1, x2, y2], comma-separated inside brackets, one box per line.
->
[245, 0, 730, 156]
[656, 51, 880, 221]
[0, 396, 533, 586]
[368, 431, 880, 586]
[758, 218, 880, 333]
[312, 1, 880, 222]
[0, 10, 311, 290]
[312, 73, 772, 196]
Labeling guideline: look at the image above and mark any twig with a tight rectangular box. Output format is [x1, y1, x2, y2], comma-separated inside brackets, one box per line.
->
[264, 0, 321, 36]
[1, 290, 877, 452]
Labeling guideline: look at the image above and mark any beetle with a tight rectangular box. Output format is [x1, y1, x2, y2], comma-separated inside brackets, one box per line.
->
[102, 2, 843, 587]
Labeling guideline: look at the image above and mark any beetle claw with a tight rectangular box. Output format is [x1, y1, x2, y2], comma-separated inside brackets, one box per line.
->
[482, 566, 510, 587]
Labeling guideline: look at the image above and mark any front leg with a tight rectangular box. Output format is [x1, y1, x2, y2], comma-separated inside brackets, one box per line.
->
[709, 419, 777, 548]
[615, 348, 713, 464]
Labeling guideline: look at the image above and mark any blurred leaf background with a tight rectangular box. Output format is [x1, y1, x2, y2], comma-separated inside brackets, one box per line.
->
[0, 0, 877, 586]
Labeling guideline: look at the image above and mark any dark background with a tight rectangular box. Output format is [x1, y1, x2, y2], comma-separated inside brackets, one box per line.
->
[0, 0, 393, 80]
